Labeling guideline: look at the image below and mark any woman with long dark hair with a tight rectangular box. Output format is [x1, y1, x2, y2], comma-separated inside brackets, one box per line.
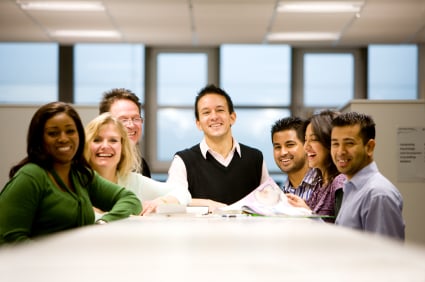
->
[286, 110, 346, 222]
[0, 102, 141, 245]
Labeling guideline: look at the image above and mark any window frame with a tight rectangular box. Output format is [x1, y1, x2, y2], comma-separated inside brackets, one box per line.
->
[291, 47, 367, 118]
[145, 47, 219, 173]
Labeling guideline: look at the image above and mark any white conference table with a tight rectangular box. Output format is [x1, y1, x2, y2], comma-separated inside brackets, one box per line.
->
[1, 214, 425, 282]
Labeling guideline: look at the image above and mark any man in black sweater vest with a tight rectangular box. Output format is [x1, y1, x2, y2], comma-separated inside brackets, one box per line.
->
[166, 84, 270, 212]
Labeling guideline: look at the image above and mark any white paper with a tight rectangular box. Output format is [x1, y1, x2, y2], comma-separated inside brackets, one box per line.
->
[397, 127, 425, 182]
[220, 177, 312, 216]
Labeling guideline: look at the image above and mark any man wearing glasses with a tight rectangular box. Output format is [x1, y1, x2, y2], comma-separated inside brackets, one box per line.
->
[99, 88, 151, 178]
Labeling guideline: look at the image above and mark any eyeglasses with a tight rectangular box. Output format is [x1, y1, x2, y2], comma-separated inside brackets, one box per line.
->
[119, 117, 144, 125]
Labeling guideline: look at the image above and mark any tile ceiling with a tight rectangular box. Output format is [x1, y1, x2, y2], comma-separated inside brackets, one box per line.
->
[0, 0, 424, 47]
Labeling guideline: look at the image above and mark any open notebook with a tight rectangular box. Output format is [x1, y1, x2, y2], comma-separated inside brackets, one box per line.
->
[219, 177, 312, 217]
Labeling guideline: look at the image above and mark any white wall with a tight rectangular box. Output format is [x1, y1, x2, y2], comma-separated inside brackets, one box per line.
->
[341, 100, 425, 245]
[0, 104, 98, 188]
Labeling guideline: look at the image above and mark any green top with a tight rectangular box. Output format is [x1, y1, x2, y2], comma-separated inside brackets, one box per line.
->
[0, 163, 142, 245]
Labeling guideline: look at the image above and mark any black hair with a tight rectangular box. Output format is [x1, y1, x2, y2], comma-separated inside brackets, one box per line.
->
[331, 111, 376, 144]
[271, 116, 307, 143]
[194, 84, 234, 120]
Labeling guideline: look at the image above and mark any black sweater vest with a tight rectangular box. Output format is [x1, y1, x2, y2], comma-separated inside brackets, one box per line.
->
[176, 143, 263, 205]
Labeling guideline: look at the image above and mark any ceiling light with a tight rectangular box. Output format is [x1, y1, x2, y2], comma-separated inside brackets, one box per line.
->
[17, 1, 105, 11]
[267, 32, 340, 41]
[50, 30, 121, 38]
[278, 1, 363, 13]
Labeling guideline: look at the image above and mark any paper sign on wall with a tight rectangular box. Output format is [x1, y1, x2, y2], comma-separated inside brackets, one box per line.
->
[397, 127, 425, 182]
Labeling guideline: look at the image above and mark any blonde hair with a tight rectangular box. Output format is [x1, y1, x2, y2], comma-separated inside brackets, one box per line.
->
[84, 112, 141, 177]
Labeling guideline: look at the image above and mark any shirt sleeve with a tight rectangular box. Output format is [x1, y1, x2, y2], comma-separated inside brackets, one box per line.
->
[166, 155, 189, 190]
[165, 182, 192, 206]
[0, 170, 42, 244]
[124, 173, 191, 205]
[364, 192, 405, 240]
[165, 155, 192, 205]
[89, 173, 142, 222]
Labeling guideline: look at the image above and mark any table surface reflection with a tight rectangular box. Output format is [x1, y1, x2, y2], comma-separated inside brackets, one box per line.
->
[1, 215, 424, 282]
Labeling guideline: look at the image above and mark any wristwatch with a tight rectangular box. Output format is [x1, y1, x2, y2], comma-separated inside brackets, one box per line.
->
[96, 219, 107, 225]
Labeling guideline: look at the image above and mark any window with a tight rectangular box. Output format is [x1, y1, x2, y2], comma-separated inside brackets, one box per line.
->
[147, 48, 217, 172]
[220, 44, 292, 174]
[0, 43, 58, 104]
[157, 109, 203, 161]
[232, 109, 290, 180]
[221, 45, 291, 105]
[368, 45, 418, 100]
[2, 42, 421, 179]
[156, 52, 208, 162]
[74, 44, 144, 104]
[304, 53, 354, 108]
[158, 53, 208, 106]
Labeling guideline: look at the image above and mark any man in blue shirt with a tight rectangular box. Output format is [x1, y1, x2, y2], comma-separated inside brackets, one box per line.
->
[331, 112, 405, 240]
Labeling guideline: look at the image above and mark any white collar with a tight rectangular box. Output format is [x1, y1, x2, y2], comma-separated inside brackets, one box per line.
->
[199, 138, 241, 159]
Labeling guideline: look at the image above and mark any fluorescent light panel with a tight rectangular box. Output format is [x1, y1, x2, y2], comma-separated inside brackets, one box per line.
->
[17, 1, 105, 11]
[267, 32, 340, 41]
[50, 30, 121, 38]
[278, 1, 363, 13]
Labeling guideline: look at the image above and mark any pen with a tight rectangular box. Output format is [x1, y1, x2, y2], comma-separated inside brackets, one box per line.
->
[221, 214, 249, 218]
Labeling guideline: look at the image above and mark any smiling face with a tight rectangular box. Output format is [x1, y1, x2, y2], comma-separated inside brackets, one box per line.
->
[304, 123, 328, 171]
[331, 124, 374, 180]
[195, 93, 236, 140]
[43, 113, 79, 166]
[272, 129, 307, 174]
[88, 123, 122, 171]
[109, 99, 142, 144]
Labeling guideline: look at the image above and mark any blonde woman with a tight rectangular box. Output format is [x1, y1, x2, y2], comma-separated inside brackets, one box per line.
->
[0, 102, 141, 244]
[84, 113, 191, 214]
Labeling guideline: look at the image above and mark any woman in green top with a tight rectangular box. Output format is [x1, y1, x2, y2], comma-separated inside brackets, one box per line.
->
[0, 102, 142, 245]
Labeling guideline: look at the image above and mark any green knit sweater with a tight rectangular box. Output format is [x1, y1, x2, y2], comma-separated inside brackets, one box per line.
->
[0, 163, 141, 245]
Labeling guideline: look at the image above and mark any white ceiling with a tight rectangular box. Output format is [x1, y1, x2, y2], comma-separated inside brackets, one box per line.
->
[0, 0, 424, 47]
